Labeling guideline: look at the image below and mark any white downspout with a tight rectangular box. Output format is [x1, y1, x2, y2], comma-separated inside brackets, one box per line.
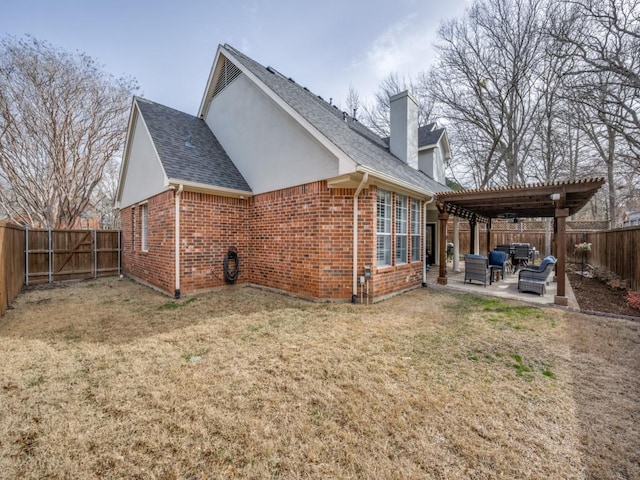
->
[422, 196, 435, 286]
[352, 172, 369, 303]
[174, 184, 184, 299]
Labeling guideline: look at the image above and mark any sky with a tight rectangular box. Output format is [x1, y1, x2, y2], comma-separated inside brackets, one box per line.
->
[2, 0, 470, 115]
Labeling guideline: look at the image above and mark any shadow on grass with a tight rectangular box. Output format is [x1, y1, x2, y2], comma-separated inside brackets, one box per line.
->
[0, 277, 313, 345]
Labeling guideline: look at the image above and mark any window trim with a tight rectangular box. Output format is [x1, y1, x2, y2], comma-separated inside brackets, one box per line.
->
[395, 194, 408, 264]
[376, 189, 392, 267]
[410, 198, 421, 263]
[140, 203, 148, 252]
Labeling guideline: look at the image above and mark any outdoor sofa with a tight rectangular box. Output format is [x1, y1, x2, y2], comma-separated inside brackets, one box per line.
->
[517, 255, 557, 295]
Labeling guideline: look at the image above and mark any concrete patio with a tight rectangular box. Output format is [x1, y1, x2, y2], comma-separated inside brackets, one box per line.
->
[425, 260, 579, 309]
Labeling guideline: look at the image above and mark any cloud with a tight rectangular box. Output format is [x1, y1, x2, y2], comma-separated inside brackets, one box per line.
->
[366, 14, 435, 77]
[347, 14, 440, 104]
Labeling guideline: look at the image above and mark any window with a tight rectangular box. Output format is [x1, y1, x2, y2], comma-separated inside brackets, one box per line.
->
[131, 208, 135, 249]
[411, 198, 421, 262]
[395, 194, 408, 264]
[376, 189, 391, 267]
[140, 204, 148, 252]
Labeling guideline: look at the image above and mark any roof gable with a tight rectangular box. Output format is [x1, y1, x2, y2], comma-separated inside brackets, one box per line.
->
[418, 124, 444, 149]
[135, 97, 251, 193]
[211, 45, 449, 196]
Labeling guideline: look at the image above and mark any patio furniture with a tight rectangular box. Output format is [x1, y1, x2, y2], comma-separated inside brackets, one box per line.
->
[464, 254, 492, 286]
[495, 245, 515, 273]
[518, 256, 557, 295]
[488, 250, 508, 282]
[512, 244, 531, 269]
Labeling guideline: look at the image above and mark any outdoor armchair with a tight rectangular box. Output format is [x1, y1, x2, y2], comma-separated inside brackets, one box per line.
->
[488, 250, 508, 281]
[464, 254, 492, 287]
[518, 255, 557, 296]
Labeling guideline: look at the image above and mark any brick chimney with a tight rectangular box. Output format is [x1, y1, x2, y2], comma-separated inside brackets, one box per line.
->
[389, 90, 418, 169]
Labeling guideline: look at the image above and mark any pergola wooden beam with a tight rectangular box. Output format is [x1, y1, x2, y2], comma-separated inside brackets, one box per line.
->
[434, 177, 605, 306]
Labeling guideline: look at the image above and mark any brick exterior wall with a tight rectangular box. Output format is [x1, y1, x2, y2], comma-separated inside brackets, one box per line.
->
[120, 181, 427, 301]
[248, 181, 372, 300]
[368, 188, 424, 300]
[180, 192, 249, 292]
[120, 190, 175, 294]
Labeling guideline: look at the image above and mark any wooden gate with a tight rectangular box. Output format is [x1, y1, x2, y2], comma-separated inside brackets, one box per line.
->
[25, 229, 121, 285]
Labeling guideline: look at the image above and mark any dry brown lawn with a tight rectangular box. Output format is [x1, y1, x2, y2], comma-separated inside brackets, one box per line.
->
[0, 278, 638, 479]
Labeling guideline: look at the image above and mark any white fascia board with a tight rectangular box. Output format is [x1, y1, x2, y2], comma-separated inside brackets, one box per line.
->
[355, 165, 435, 200]
[168, 179, 252, 198]
[115, 98, 139, 206]
[418, 144, 438, 152]
[204, 46, 356, 171]
[135, 102, 170, 188]
[441, 129, 452, 159]
[115, 98, 170, 209]
[197, 46, 224, 119]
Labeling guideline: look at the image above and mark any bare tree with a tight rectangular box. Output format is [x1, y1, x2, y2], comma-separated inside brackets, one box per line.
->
[546, 0, 639, 223]
[0, 36, 137, 228]
[344, 84, 361, 120]
[360, 72, 434, 137]
[549, 0, 640, 157]
[426, 0, 547, 187]
[93, 157, 121, 229]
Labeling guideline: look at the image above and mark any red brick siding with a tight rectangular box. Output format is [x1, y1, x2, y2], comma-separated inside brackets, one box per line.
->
[120, 181, 426, 301]
[120, 190, 175, 293]
[369, 188, 424, 299]
[179, 192, 249, 292]
[249, 182, 327, 298]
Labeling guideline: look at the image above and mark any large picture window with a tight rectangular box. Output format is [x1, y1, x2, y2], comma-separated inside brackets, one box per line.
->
[395, 194, 408, 264]
[141, 203, 148, 252]
[411, 198, 421, 262]
[376, 189, 392, 267]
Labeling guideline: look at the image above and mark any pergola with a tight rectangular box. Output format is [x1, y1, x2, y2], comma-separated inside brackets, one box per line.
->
[435, 177, 605, 306]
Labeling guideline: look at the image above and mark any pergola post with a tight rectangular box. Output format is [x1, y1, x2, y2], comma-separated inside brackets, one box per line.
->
[554, 208, 569, 306]
[437, 211, 449, 285]
[469, 217, 476, 254]
[485, 218, 492, 254]
[453, 216, 460, 272]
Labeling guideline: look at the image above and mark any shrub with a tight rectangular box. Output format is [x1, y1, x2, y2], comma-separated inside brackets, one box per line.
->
[591, 266, 625, 288]
[627, 291, 640, 312]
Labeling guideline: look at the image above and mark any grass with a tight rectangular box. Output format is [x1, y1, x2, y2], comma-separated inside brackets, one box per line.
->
[0, 278, 638, 479]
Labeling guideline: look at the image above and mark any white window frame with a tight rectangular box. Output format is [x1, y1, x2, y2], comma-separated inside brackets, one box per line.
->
[395, 194, 408, 264]
[376, 189, 392, 267]
[141, 203, 148, 252]
[411, 198, 421, 262]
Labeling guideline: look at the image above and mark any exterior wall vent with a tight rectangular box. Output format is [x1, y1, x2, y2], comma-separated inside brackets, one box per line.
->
[212, 57, 242, 99]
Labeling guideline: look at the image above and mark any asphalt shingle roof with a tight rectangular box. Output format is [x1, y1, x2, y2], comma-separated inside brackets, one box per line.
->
[418, 123, 445, 148]
[135, 97, 251, 192]
[223, 45, 449, 195]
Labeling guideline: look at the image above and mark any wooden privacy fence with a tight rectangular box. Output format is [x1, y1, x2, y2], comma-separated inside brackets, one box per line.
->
[451, 220, 606, 259]
[0, 227, 121, 316]
[448, 220, 639, 290]
[26, 229, 121, 285]
[0, 222, 26, 316]
[566, 226, 640, 291]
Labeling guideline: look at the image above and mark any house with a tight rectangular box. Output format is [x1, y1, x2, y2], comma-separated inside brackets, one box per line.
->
[115, 44, 451, 302]
[622, 211, 640, 227]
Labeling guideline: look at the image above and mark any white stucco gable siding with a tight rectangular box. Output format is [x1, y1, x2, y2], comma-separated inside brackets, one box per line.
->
[418, 142, 446, 184]
[433, 146, 445, 183]
[119, 113, 169, 208]
[205, 74, 339, 194]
